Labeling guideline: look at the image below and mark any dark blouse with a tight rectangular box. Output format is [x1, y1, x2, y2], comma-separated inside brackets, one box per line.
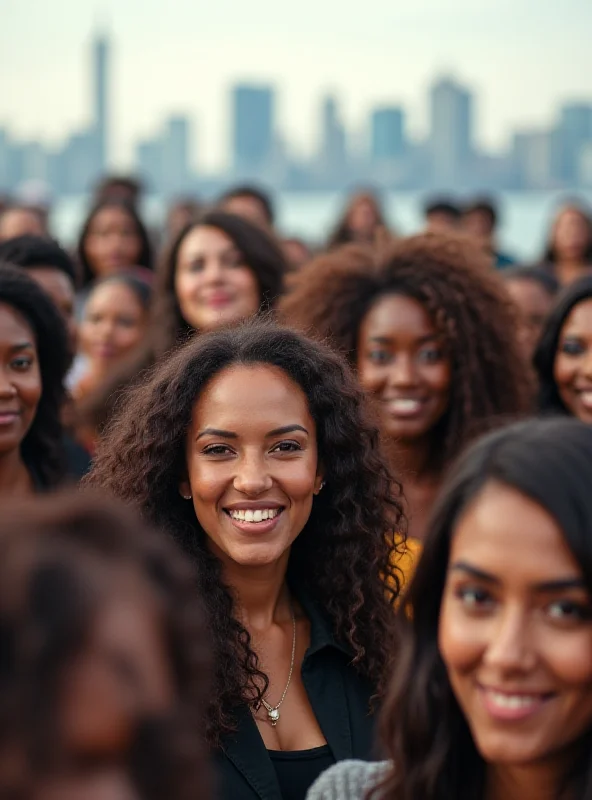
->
[214, 589, 379, 800]
[269, 745, 335, 800]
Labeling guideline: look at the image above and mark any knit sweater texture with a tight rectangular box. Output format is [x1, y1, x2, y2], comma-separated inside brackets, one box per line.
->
[305, 759, 391, 800]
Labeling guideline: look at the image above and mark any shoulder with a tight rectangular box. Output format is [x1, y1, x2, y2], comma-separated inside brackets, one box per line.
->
[305, 759, 391, 800]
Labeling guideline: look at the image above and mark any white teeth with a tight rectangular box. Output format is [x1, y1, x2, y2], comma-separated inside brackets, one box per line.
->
[229, 508, 280, 522]
[391, 399, 421, 412]
[488, 691, 539, 709]
[580, 392, 592, 408]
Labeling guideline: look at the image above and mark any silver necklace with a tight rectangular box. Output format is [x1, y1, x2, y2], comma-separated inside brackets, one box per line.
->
[259, 604, 296, 726]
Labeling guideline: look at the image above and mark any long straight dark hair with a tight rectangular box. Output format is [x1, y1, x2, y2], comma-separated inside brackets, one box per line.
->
[376, 417, 592, 800]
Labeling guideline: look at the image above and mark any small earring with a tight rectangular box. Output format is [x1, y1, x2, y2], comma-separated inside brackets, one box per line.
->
[182, 493, 192, 500]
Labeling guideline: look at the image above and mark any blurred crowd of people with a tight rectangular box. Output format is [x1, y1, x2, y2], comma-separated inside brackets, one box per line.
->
[1, 177, 592, 799]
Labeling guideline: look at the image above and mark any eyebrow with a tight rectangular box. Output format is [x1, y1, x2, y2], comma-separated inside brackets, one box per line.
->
[369, 334, 439, 345]
[196, 424, 309, 441]
[450, 562, 586, 592]
[10, 342, 35, 351]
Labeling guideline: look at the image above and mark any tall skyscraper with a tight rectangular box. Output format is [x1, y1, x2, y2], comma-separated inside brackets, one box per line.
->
[318, 94, 347, 176]
[162, 116, 191, 192]
[370, 107, 405, 161]
[557, 103, 592, 183]
[429, 77, 473, 185]
[231, 84, 274, 174]
[93, 32, 109, 172]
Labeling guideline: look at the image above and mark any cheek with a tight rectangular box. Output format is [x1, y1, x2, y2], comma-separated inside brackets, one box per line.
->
[553, 354, 575, 389]
[542, 633, 592, 685]
[427, 363, 452, 395]
[21, 369, 42, 411]
[357, 362, 385, 394]
[231, 271, 260, 310]
[187, 459, 227, 505]
[438, 596, 484, 674]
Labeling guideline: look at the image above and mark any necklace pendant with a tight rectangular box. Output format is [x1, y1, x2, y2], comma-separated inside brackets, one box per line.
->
[268, 708, 280, 726]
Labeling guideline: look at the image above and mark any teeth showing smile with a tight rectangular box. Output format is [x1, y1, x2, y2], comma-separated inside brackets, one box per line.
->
[486, 691, 541, 710]
[229, 508, 281, 523]
[579, 391, 592, 409]
[389, 399, 422, 413]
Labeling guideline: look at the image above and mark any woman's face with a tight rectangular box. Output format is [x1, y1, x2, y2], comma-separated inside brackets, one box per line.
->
[439, 481, 592, 767]
[0, 302, 42, 457]
[347, 198, 379, 238]
[553, 208, 592, 262]
[357, 294, 451, 443]
[174, 226, 261, 332]
[84, 207, 143, 279]
[80, 282, 148, 371]
[554, 297, 592, 423]
[506, 278, 554, 360]
[181, 363, 323, 571]
[60, 569, 175, 758]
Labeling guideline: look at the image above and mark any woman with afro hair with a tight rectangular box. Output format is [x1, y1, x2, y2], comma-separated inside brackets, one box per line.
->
[86, 319, 404, 800]
[280, 233, 534, 543]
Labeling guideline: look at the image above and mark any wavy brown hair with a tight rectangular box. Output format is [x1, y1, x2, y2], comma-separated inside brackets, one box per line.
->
[280, 233, 534, 471]
[85, 319, 404, 747]
[0, 490, 211, 800]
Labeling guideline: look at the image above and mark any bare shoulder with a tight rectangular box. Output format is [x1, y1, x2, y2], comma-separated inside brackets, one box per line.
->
[306, 759, 391, 800]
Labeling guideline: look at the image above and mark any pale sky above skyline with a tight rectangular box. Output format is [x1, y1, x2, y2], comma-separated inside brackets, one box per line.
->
[1, 0, 591, 170]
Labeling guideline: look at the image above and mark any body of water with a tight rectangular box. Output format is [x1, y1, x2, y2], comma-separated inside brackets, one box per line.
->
[52, 189, 592, 263]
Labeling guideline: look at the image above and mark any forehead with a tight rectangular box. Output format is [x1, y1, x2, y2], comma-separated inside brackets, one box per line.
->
[31, 268, 74, 296]
[192, 364, 314, 431]
[562, 298, 592, 334]
[451, 482, 582, 583]
[178, 226, 234, 258]
[87, 282, 141, 310]
[0, 301, 36, 342]
[361, 293, 436, 337]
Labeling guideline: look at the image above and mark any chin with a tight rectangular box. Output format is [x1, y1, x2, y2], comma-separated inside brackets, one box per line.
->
[226, 544, 288, 568]
[473, 733, 543, 765]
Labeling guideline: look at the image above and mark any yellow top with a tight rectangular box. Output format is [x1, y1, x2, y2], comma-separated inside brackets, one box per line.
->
[391, 536, 423, 593]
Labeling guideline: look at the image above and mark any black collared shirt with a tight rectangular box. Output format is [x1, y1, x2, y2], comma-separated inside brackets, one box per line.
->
[213, 590, 379, 800]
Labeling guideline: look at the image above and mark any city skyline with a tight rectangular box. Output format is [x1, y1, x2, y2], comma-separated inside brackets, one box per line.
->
[1, 0, 591, 170]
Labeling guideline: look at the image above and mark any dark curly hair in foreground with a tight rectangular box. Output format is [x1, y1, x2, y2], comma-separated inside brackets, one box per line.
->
[85, 319, 404, 747]
[280, 233, 534, 470]
[0, 490, 211, 800]
[374, 417, 592, 800]
[0, 264, 69, 487]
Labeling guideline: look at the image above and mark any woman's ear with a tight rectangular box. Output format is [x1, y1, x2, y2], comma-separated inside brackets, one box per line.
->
[179, 479, 192, 501]
[313, 474, 325, 495]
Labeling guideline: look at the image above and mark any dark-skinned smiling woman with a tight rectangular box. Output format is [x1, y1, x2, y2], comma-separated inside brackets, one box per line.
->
[86, 319, 404, 800]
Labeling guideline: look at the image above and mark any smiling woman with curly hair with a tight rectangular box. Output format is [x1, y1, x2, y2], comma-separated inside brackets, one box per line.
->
[280, 233, 534, 542]
[85, 318, 404, 800]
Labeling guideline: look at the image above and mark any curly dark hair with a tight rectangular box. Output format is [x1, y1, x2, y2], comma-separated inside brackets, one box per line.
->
[280, 233, 534, 471]
[84, 319, 404, 747]
[0, 264, 68, 487]
[534, 274, 592, 415]
[0, 490, 211, 800]
[375, 417, 592, 800]
[151, 209, 287, 357]
[77, 199, 153, 288]
[0, 234, 78, 286]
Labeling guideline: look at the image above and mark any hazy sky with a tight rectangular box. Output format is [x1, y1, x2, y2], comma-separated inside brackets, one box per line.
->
[1, 0, 591, 170]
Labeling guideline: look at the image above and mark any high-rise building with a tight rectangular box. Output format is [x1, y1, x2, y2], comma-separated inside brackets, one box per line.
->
[429, 77, 473, 185]
[162, 116, 191, 192]
[93, 32, 109, 172]
[557, 103, 592, 184]
[318, 94, 347, 178]
[370, 107, 405, 161]
[231, 84, 275, 173]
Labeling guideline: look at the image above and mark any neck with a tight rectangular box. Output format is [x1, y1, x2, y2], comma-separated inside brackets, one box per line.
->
[386, 435, 436, 482]
[0, 447, 32, 497]
[220, 549, 292, 632]
[485, 760, 570, 800]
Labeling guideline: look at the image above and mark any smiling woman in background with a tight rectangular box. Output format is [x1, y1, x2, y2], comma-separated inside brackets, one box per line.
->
[86, 320, 403, 800]
[308, 417, 592, 800]
[281, 234, 533, 542]
[0, 265, 69, 495]
[535, 275, 592, 423]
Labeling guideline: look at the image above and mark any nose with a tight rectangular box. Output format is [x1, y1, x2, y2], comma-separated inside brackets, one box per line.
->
[202, 258, 225, 285]
[0, 368, 17, 398]
[482, 605, 537, 674]
[233, 453, 273, 496]
[388, 353, 417, 388]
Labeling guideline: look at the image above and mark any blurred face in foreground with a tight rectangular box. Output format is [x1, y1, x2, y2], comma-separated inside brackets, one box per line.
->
[554, 298, 592, 423]
[181, 364, 323, 571]
[439, 481, 592, 773]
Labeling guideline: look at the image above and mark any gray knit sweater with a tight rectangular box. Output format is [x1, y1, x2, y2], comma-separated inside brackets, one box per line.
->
[305, 759, 391, 800]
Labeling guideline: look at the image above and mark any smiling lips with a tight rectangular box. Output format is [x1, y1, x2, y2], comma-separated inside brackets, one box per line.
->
[224, 504, 285, 533]
[479, 685, 553, 721]
[0, 410, 19, 426]
[384, 397, 425, 418]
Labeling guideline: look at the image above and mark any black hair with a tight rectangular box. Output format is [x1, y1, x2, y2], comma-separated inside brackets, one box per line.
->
[0, 264, 68, 486]
[463, 197, 498, 228]
[534, 275, 592, 414]
[377, 416, 592, 800]
[88, 272, 153, 313]
[77, 200, 153, 288]
[424, 197, 462, 219]
[502, 265, 560, 297]
[0, 235, 78, 286]
[219, 184, 275, 225]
